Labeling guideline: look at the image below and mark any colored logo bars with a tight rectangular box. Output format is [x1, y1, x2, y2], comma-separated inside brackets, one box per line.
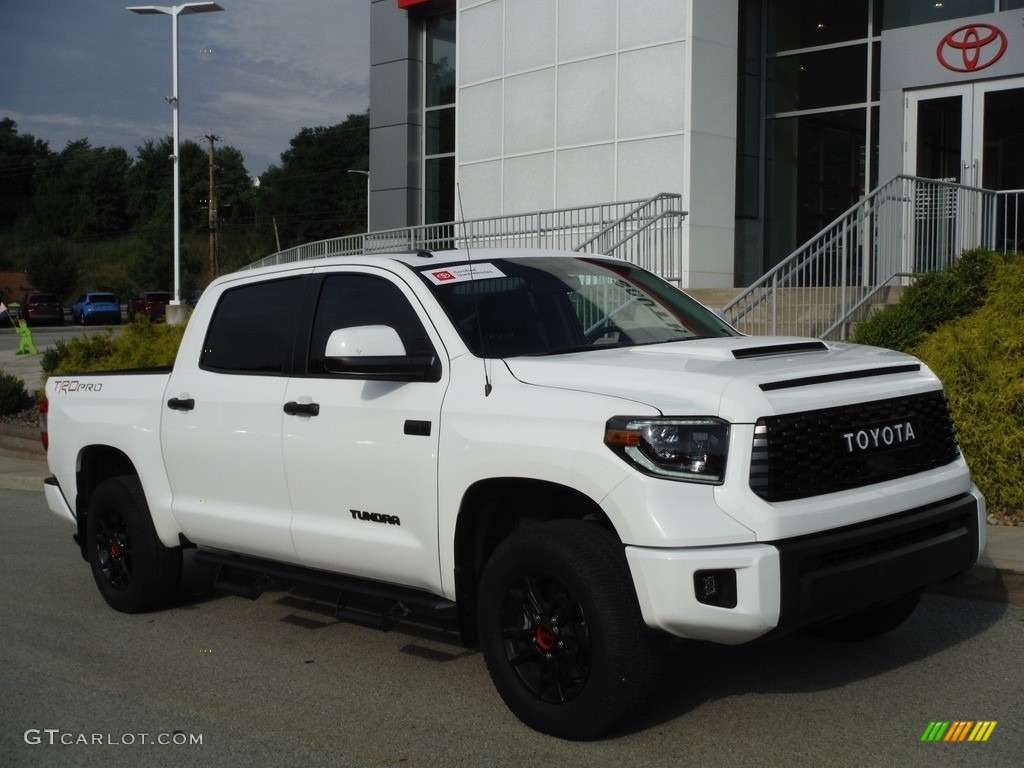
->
[921, 721, 997, 742]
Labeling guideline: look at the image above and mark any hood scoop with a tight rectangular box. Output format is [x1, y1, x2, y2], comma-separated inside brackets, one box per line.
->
[731, 341, 828, 359]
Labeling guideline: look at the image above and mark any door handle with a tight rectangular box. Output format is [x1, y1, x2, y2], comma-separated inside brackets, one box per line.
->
[284, 401, 320, 417]
[167, 397, 195, 411]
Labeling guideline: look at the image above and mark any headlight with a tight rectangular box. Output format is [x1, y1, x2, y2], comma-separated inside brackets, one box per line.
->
[604, 417, 729, 483]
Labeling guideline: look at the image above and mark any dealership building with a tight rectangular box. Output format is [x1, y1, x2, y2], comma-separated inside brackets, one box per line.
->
[367, 0, 1023, 289]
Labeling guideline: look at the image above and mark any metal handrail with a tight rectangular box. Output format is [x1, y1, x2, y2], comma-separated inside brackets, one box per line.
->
[245, 193, 687, 280]
[721, 175, 1018, 340]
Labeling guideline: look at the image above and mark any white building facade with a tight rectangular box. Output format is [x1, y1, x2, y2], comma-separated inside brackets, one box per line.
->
[369, 0, 1024, 288]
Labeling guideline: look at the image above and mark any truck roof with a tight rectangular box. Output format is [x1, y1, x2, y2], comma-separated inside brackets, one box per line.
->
[238, 248, 603, 278]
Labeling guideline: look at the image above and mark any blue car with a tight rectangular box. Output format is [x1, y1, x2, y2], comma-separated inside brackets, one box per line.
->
[72, 292, 122, 325]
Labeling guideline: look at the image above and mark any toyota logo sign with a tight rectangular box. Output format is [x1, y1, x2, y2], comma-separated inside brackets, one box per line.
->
[937, 23, 1007, 72]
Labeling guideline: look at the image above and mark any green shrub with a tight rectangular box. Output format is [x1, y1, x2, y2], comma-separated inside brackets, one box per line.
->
[45, 316, 187, 382]
[853, 247, 1002, 351]
[913, 255, 1024, 513]
[40, 339, 69, 374]
[0, 369, 31, 415]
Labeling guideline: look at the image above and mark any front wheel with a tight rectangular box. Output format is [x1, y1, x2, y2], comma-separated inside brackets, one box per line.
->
[477, 520, 661, 740]
[85, 476, 182, 613]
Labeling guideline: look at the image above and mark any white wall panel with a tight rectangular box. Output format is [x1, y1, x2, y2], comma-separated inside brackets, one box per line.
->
[461, 1, 505, 83]
[503, 152, 555, 212]
[556, 144, 616, 208]
[556, 55, 616, 146]
[558, 0, 617, 61]
[618, 42, 687, 138]
[503, 68, 556, 155]
[457, 160, 503, 218]
[616, 135, 685, 200]
[619, 0, 687, 49]
[505, 0, 557, 72]
[459, 81, 503, 162]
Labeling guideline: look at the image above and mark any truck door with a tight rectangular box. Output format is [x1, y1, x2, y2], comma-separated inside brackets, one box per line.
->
[162, 276, 305, 561]
[282, 270, 447, 592]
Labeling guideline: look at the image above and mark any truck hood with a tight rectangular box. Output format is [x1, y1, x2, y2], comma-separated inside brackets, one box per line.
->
[502, 337, 936, 422]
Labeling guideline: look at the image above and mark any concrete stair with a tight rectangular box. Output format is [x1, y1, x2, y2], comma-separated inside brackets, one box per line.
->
[0, 423, 45, 460]
[684, 285, 905, 339]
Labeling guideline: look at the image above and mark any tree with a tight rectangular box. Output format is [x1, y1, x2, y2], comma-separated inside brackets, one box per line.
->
[26, 241, 79, 301]
[258, 111, 369, 248]
[0, 118, 53, 231]
[31, 139, 130, 240]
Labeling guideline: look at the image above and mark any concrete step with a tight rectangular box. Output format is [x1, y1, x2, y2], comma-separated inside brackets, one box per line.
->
[0, 423, 45, 459]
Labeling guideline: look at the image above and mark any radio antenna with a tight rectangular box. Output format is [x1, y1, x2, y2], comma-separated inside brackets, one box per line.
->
[457, 182, 492, 396]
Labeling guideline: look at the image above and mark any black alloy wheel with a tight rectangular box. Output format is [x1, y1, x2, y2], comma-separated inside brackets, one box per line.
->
[478, 520, 660, 740]
[85, 476, 182, 613]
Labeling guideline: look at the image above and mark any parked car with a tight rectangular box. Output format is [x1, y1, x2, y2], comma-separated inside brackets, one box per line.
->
[127, 291, 171, 321]
[185, 289, 204, 309]
[20, 293, 65, 326]
[71, 292, 121, 325]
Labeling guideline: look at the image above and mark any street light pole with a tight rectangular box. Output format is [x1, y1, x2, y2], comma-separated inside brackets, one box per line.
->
[127, 3, 224, 323]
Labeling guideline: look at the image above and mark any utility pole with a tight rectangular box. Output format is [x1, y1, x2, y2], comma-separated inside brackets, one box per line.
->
[204, 134, 220, 282]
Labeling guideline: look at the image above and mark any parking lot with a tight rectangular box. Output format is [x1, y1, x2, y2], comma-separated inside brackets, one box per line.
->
[2, 487, 1022, 768]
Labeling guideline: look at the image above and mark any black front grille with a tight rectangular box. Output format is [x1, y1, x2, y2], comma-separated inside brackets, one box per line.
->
[749, 391, 959, 502]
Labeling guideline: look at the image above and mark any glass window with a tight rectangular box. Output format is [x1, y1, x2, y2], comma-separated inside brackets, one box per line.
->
[306, 274, 435, 375]
[883, 0, 1002, 30]
[426, 108, 455, 156]
[424, 11, 456, 226]
[419, 257, 737, 358]
[768, 0, 869, 53]
[768, 46, 869, 113]
[766, 109, 871, 267]
[425, 156, 455, 224]
[201, 277, 304, 374]
[426, 13, 456, 108]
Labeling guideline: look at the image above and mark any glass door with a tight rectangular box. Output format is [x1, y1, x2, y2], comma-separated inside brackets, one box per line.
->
[905, 85, 972, 183]
[905, 78, 1024, 187]
[904, 79, 1024, 269]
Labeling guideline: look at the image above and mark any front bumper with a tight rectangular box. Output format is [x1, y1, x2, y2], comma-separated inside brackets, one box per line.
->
[625, 488, 984, 645]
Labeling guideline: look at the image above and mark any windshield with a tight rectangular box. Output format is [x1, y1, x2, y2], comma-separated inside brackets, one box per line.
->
[89, 294, 117, 303]
[419, 256, 738, 357]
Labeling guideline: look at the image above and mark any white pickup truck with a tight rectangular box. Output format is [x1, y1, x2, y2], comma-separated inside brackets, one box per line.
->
[42, 249, 985, 739]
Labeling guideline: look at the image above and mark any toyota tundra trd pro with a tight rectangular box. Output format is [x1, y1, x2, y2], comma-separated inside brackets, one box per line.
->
[42, 249, 985, 739]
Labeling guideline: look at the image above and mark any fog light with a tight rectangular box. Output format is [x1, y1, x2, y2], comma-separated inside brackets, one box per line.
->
[694, 569, 737, 608]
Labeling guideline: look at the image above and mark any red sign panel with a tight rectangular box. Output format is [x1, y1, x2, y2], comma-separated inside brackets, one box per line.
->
[936, 23, 1007, 72]
[398, 0, 431, 8]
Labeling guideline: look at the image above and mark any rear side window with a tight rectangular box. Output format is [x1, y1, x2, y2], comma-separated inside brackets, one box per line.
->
[201, 277, 304, 374]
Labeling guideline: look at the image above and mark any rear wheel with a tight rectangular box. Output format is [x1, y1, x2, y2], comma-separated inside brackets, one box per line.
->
[477, 520, 660, 739]
[85, 476, 181, 613]
[803, 589, 923, 641]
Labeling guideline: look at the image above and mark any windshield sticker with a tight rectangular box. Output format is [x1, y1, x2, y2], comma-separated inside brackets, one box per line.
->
[424, 263, 507, 285]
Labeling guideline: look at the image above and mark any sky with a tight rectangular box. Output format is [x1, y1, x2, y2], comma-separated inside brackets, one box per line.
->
[0, 0, 371, 177]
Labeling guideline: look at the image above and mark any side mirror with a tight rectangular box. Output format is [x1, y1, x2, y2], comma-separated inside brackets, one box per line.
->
[323, 325, 437, 380]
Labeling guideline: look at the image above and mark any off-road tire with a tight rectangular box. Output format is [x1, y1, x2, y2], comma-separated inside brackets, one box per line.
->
[478, 520, 661, 739]
[85, 475, 182, 613]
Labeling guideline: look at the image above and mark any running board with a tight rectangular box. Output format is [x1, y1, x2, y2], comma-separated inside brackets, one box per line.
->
[195, 550, 457, 632]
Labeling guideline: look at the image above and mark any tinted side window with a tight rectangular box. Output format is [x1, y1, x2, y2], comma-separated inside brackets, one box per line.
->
[201, 277, 304, 374]
[307, 274, 435, 374]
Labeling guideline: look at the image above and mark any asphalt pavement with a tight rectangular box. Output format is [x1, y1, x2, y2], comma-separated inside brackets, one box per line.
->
[1, 332, 1021, 607]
